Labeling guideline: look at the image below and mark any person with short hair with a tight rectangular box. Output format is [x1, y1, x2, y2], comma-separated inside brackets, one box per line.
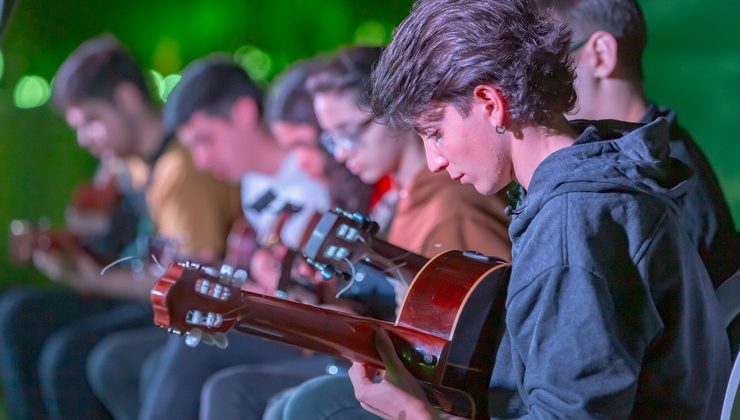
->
[89, 57, 348, 420]
[0, 35, 242, 420]
[534, 0, 737, 287]
[228, 45, 512, 420]
[278, 1, 731, 418]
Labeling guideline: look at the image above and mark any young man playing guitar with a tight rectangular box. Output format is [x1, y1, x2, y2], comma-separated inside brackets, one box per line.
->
[277, 0, 731, 418]
[196, 46, 513, 420]
[0, 36, 242, 420]
[90, 57, 348, 420]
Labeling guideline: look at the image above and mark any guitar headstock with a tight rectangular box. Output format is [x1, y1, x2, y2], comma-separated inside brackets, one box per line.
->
[303, 208, 379, 279]
[151, 261, 249, 349]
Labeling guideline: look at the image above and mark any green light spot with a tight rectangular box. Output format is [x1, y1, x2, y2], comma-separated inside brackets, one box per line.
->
[354, 21, 387, 46]
[14, 75, 51, 109]
[235, 45, 272, 81]
[161, 74, 182, 101]
[150, 70, 165, 99]
[0, 50, 4, 81]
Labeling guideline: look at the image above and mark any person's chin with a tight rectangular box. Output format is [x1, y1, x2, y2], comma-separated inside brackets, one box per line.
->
[359, 171, 379, 185]
[471, 179, 495, 195]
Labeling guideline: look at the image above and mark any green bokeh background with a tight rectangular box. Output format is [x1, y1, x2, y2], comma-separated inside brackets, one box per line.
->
[0, 0, 738, 291]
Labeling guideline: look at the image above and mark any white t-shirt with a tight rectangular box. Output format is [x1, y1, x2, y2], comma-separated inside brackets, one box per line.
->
[240, 152, 330, 249]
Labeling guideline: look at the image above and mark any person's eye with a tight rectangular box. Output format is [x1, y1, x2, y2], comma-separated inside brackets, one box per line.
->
[426, 131, 443, 146]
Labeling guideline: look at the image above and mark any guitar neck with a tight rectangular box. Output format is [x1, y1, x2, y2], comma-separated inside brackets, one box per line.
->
[365, 238, 428, 285]
[8, 223, 80, 265]
[232, 289, 447, 383]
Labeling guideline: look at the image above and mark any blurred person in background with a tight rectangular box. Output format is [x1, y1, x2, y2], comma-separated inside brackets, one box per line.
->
[0, 35, 242, 420]
[534, 0, 737, 286]
[199, 45, 513, 420]
[86, 57, 353, 420]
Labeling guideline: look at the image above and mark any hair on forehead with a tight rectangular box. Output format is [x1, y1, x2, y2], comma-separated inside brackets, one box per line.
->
[370, 0, 577, 130]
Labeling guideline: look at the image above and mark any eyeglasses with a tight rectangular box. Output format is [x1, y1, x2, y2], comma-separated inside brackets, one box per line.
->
[319, 117, 374, 155]
[569, 37, 590, 53]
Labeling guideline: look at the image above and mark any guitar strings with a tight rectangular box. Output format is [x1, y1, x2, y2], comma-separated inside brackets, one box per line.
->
[99, 253, 167, 277]
[100, 255, 136, 275]
[364, 249, 410, 285]
[355, 234, 411, 284]
[335, 257, 358, 298]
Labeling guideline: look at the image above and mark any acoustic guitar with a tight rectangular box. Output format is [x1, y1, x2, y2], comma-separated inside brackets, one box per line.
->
[151, 209, 510, 419]
[8, 179, 122, 265]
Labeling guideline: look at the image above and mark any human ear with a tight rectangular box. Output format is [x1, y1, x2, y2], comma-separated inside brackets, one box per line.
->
[472, 84, 507, 128]
[588, 31, 619, 79]
[113, 82, 144, 113]
[230, 96, 260, 128]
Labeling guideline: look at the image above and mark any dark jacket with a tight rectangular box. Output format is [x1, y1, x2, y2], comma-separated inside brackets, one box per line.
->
[491, 118, 731, 419]
[641, 104, 737, 287]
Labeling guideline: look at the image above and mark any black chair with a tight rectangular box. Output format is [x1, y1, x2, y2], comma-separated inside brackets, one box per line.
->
[718, 270, 740, 420]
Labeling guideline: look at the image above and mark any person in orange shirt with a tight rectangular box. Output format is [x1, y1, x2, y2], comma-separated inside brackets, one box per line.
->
[309, 46, 511, 260]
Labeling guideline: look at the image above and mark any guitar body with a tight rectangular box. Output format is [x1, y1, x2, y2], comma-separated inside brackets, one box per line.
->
[223, 217, 258, 270]
[151, 249, 510, 419]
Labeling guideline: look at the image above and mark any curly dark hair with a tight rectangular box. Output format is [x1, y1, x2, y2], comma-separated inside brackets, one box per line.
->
[371, 0, 577, 130]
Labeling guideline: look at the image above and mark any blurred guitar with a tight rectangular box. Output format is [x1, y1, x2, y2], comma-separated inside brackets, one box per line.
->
[150, 209, 511, 419]
[8, 179, 122, 265]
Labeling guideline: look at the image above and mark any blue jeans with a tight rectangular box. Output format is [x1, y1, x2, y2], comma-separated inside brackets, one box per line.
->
[0, 287, 151, 420]
[87, 327, 168, 420]
[279, 375, 379, 420]
[137, 332, 327, 420]
[200, 356, 336, 420]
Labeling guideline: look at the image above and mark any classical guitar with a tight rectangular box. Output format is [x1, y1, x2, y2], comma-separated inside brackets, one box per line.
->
[8, 179, 122, 265]
[151, 210, 511, 419]
[222, 216, 258, 271]
[301, 208, 428, 320]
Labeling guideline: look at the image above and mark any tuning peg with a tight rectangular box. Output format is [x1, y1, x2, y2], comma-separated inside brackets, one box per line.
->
[201, 332, 216, 346]
[304, 257, 335, 280]
[201, 265, 219, 278]
[231, 269, 248, 287]
[213, 332, 229, 349]
[184, 328, 203, 347]
[219, 264, 235, 284]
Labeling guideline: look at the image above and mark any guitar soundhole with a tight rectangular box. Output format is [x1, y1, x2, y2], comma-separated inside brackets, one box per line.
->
[194, 279, 232, 301]
[185, 309, 224, 328]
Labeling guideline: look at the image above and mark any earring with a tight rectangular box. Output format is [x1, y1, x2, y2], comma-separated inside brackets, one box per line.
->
[495, 125, 506, 135]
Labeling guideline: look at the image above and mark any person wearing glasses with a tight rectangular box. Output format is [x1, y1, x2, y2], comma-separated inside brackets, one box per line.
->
[309, 46, 511, 260]
[268, 0, 730, 418]
[85, 57, 339, 420]
[534, 0, 737, 287]
[196, 46, 513, 420]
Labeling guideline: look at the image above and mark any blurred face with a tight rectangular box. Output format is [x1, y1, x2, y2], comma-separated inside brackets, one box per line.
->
[270, 120, 327, 179]
[177, 112, 245, 183]
[313, 91, 403, 184]
[415, 102, 512, 195]
[65, 99, 137, 159]
[270, 121, 318, 149]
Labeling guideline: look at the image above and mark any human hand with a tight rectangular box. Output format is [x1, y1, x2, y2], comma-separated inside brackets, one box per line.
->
[32, 248, 101, 293]
[348, 329, 437, 420]
[248, 247, 282, 293]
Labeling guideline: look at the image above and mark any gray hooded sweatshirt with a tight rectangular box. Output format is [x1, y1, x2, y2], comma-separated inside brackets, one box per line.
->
[491, 118, 731, 419]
